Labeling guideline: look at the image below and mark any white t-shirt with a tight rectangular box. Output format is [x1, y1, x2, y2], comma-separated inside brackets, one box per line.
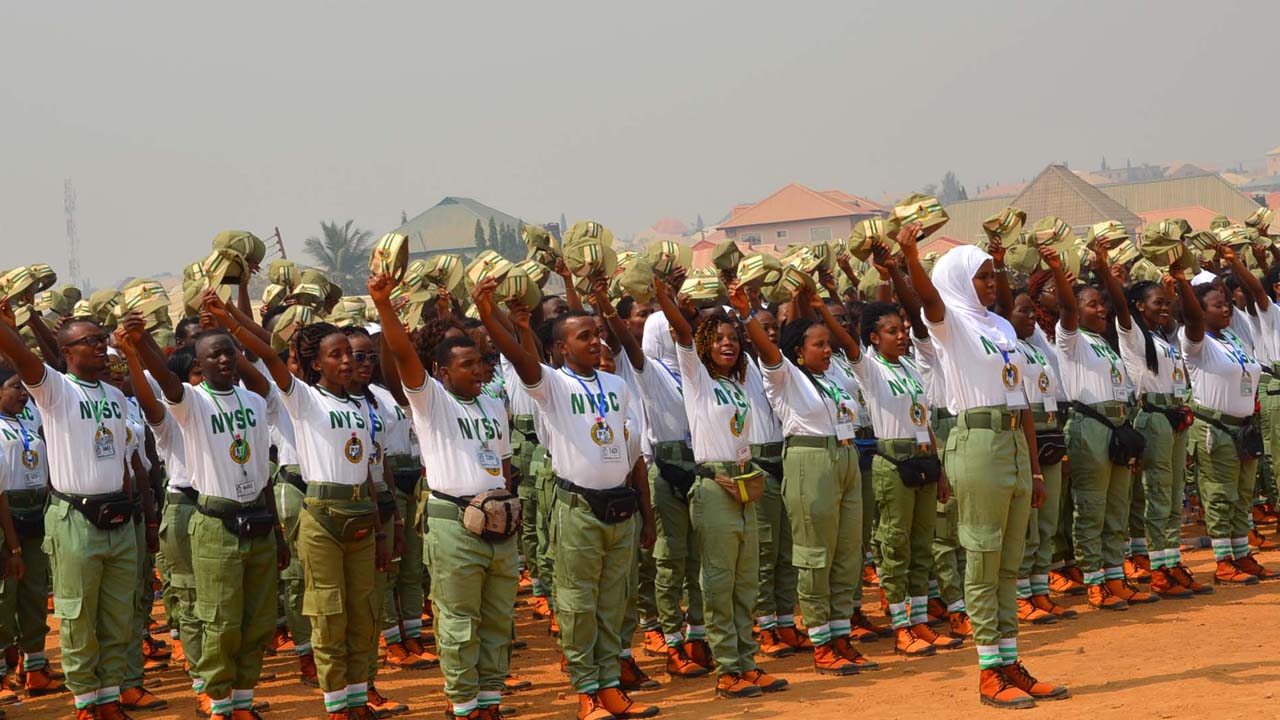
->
[369, 385, 412, 457]
[148, 410, 192, 490]
[25, 365, 129, 495]
[522, 365, 632, 490]
[166, 383, 271, 503]
[1229, 310, 1256, 358]
[1055, 324, 1130, 405]
[915, 335, 950, 414]
[1181, 328, 1261, 418]
[406, 377, 510, 498]
[851, 348, 933, 443]
[1016, 337, 1061, 413]
[828, 351, 872, 429]
[761, 358, 857, 440]
[16, 400, 41, 435]
[675, 344, 752, 464]
[1248, 304, 1280, 368]
[742, 358, 783, 445]
[0, 414, 48, 491]
[1116, 321, 1188, 399]
[266, 382, 300, 468]
[642, 312, 679, 380]
[502, 355, 540, 421]
[355, 392, 390, 487]
[1030, 326, 1068, 404]
[628, 353, 690, 447]
[278, 381, 373, 486]
[923, 309, 1029, 414]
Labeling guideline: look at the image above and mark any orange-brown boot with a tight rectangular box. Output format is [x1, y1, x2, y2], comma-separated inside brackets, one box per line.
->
[23, 666, 66, 696]
[1086, 583, 1128, 611]
[325, 712, 347, 720]
[575, 692, 615, 720]
[946, 610, 973, 638]
[1048, 568, 1085, 596]
[742, 668, 788, 692]
[893, 627, 935, 657]
[1003, 661, 1069, 700]
[775, 625, 812, 652]
[926, 597, 948, 623]
[1253, 505, 1271, 526]
[1030, 594, 1078, 619]
[664, 645, 710, 679]
[170, 639, 185, 666]
[1016, 597, 1057, 625]
[641, 629, 667, 657]
[195, 693, 212, 719]
[0, 686, 15, 706]
[1249, 529, 1277, 551]
[384, 641, 436, 670]
[548, 609, 560, 637]
[76, 707, 96, 720]
[120, 687, 167, 711]
[96, 701, 137, 720]
[1213, 559, 1258, 585]
[979, 667, 1036, 710]
[517, 569, 533, 595]
[812, 641, 859, 676]
[299, 651, 320, 687]
[529, 595, 552, 620]
[230, 710, 265, 720]
[862, 563, 879, 587]
[367, 685, 408, 716]
[1104, 577, 1156, 605]
[1234, 553, 1275, 580]
[1150, 568, 1193, 599]
[910, 622, 963, 650]
[755, 627, 794, 658]
[141, 635, 171, 662]
[1123, 558, 1151, 584]
[265, 626, 293, 656]
[1168, 564, 1213, 594]
[715, 673, 762, 699]
[597, 686, 659, 718]
[832, 636, 881, 670]
[619, 656, 659, 691]
[685, 639, 713, 670]
[849, 609, 891, 642]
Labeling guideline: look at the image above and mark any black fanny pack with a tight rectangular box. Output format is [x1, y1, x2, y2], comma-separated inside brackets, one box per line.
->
[1195, 412, 1264, 461]
[1071, 402, 1145, 467]
[279, 467, 307, 494]
[52, 490, 134, 531]
[558, 478, 639, 525]
[376, 492, 398, 524]
[754, 457, 783, 481]
[875, 450, 942, 488]
[1036, 431, 1067, 467]
[196, 501, 277, 540]
[655, 458, 697, 503]
[10, 507, 44, 538]
[392, 468, 420, 495]
[1144, 402, 1195, 434]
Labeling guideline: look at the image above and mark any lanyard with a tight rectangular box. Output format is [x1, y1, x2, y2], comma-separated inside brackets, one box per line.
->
[1081, 330, 1123, 383]
[1211, 332, 1249, 372]
[658, 360, 683, 393]
[202, 383, 249, 476]
[69, 373, 109, 430]
[563, 368, 608, 422]
[1018, 339, 1046, 368]
[0, 415, 31, 453]
[713, 377, 749, 434]
[360, 394, 379, 448]
[873, 353, 921, 406]
[451, 392, 493, 449]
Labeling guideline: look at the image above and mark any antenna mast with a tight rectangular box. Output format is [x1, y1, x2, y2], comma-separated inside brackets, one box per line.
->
[65, 179, 81, 287]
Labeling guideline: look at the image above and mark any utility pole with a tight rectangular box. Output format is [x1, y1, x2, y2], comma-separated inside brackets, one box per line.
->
[267, 226, 287, 259]
[65, 179, 81, 287]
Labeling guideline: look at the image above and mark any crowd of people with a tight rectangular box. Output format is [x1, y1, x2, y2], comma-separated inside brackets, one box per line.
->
[0, 198, 1278, 719]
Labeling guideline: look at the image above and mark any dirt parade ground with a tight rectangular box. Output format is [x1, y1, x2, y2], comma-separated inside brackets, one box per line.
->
[14, 523, 1280, 720]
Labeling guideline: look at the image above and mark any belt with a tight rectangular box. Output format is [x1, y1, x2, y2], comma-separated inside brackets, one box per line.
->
[1030, 405, 1061, 430]
[306, 482, 366, 501]
[749, 441, 783, 457]
[696, 460, 751, 477]
[425, 497, 464, 522]
[1076, 400, 1127, 423]
[654, 441, 694, 464]
[1142, 392, 1182, 409]
[875, 438, 927, 458]
[167, 487, 198, 506]
[278, 465, 306, 493]
[1191, 404, 1247, 427]
[7, 489, 47, 510]
[785, 435, 850, 450]
[958, 406, 1022, 431]
[854, 427, 875, 440]
[931, 408, 955, 420]
[198, 493, 267, 516]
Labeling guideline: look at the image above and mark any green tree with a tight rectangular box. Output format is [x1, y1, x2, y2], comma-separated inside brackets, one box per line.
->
[559, 213, 568, 239]
[488, 216, 500, 254]
[939, 171, 965, 204]
[400, 209, 409, 225]
[303, 219, 374, 294]
[695, 214, 705, 232]
[474, 218, 487, 250]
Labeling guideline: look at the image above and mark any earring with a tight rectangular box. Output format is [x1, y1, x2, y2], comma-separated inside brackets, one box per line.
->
[796, 356, 804, 367]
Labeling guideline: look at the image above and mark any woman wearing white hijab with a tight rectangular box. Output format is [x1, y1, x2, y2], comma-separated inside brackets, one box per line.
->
[897, 223, 1065, 710]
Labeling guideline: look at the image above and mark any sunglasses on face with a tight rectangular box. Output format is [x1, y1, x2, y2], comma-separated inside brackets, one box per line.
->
[64, 334, 110, 348]
[353, 351, 380, 364]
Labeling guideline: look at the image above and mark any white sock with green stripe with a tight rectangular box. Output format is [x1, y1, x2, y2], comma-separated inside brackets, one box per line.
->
[453, 698, 479, 716]
[1211, 538, 1233, 561]
[830, 618, 852, 639]
[908, 596, 929, 626]
[686, 624, 707, 641]
[97, 687, 120, 706]
[346, 682, 369, 708]
[663, 632, 683, 647]
[998, 638, 1018, 665]
[532, 579, 547, 596]
[888, 601, 909, 629]
[1031, 574, 1050, 596]
[1169, 547, 1183, 566]
[192, 678, 206, 695]
[977, 644, 1002, 669]
[1103, 566, 1125, 581]
[1232, 536, 1250, 559]
[778, 614, 796, 628]
[808, 622, 832, 645]
[295, 642, 312, 655]
[1128, 537, 1147, 556]
[405, 618, 423, 639]
[382, 625, 403, 644]
[1016, 578, 1033, 599]
[620, 647, 632, 659]
[640, 616, 660, 632]
[22, 650, 46, 671]
[756, 614, 778, 630]
[576, 680, 600, 695]
[75, 690, 99, 709]
[928, 579, 940, 599]
[478, 691, 501, 709]
[946, 599, 965, 613]
[323, 690, 347, 713]
[210, 695, 234, 716]
[1083, 569, 1104, 586]
[1149, 548, 1167, 569]
[232, 689, 253, 710]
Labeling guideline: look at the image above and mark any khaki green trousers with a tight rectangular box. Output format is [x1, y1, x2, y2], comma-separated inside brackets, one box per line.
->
[1066, 414, 1131, 574]
[534, 458, 557, 602]
[123, 520, 151, 690]
[510, 423, 542, 583]
[298, 500, 378, 693]
[1018, 461, 1063, 578]
[190, 511, 278, 700]
[424, 500, 517, 703]
[691, 475, 759, 675]
[277, 479, 310, 649]
[0, 530, 49, 654]
[1189, 419, 1258, 540]
[43, 498, 137, 697]
[753, 450, 797, 620]
[944, 416, 1031, 648]
[854, 442, 877, 605]
[871, 455, 935, 604]
[1054, 459, 1074, 562]
[552, 489, 636, 693]
[649, 459, 703, 637]
[382, 486, 423, 631]
[1259, 381, 1280, 506]
[1135, 410, 1188, 554]
[782, 440, 860, 634]
[158, 497, 201, 673]
[932, 415, 964, 606]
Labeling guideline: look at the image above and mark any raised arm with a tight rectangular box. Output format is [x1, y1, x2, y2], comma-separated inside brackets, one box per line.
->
[203, 290, 293, 393]
[473, 277, 542, 386]
[1171, 265, 1203, 342]
[729, 281, 781, 367]
[877, 242, 928, 340]
[988, 237, 1015, 320]
[554, 259, 583, 313]
[378, 333, 409, 406]
[1042, 246, 1077, 332]
[1224, 243, 1271, 312]
[25, 313, 62, 372]
[367, 273, 426, 391]
[809, 285, 860, 360]
[653, 275, 693, 347]
[0, 302, 47, 386]
[114, 326, 165, 425]
[120, 312, 184, 404]
[897, 223, 944, 324]
[590, 278, 644, 372]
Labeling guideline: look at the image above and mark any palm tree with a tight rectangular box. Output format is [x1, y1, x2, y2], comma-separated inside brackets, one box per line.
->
[304, 220, 374, 294]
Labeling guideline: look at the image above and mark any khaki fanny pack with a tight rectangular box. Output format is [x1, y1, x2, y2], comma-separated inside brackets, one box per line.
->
[697, 464, 765, 504]
[434, 489, 522, 541]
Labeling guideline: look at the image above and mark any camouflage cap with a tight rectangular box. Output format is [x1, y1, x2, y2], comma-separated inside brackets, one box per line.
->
[920, 251, 942, 277]
[1166, 218, 1193, 238]
[28, 263, 56, 293]
[1209, 214, 1232, 231]
[201, 247, 248, 287]
[643, 239, 691, 279]
[848, 217, 892, 261]
[288, 282, 327, 310]
[1214, 225, 1252, 248]
[498, 264, 542, 310]
[151, 326, 177, 351]
[609, 255, 654, 304]
[271, 305, 316, 353]
[1004, 241, 1042, 276]
[212, 230, 266, 267]
[184, 260, 207, 283]
[736, 253, 781, 287]
[422, 254, 466, 297]
[886, 193, 948, 240]
[59, 284, 82, 305]
[465, 250, 515, 290]
[779, 245, 820, 274]
[403, 259, 429, 290]
[268, 259, 298, 289]
[1129, 258, 1164, 284]
[261, 283, 288, 312]
[1032, 216, 1073, 248]
[983, 207, 1027, 244]
[1085, 220, 1129, 251]
[679, 269, 727, 307]
[1139, 221, 1187, 269]
[563, 220, 615, 249]
[1107, 238, 1142, 268]
[711, 240, 742, 274]
[370, 233, 410, 283]
[70, 299, 94, 320]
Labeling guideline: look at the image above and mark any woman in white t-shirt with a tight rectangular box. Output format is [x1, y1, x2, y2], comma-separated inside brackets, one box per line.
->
[897, 222, 1061, 709]
[1178, 244, 1272, 584]
[0, 367, 41, 696]
[735, 281, 877, 678]
[652, 276, 789, 699]
[1043, 244, 1157, 610]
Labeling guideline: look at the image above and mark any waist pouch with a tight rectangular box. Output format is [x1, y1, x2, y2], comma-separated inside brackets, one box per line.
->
[376, 492, 398, 524]
[696, 465, 765, 504]
[1036, 431, 1067, 466]
[197, 503, 277, 539]
[1196, 412, 1264, 461]
[656, 458, 696, 503]
[10, 507, 44, 538]
[434, 489, 522, 541]
[279, 468, 307, 494]
[754, 457, 783, 481]
[304, 500, 377, 542]
[52, 490, 134, 531]
[874, 450, 942, 488]
[1145, 402, 1195, 434]
[559, 479, 639, 524]
[1072, 402, 1145, 467]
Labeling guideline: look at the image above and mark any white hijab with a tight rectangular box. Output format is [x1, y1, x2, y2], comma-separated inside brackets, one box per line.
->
[930, 245, 1017, 351]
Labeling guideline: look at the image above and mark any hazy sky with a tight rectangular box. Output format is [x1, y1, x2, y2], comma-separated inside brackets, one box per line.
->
[3, 1, 1278, 288]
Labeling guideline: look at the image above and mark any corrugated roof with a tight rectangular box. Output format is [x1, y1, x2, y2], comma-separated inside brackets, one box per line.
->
[393, 196, 525, 256]
[719, 183, 882, 230]
[1135, 206, 1233, 230]
[924, 196, 1013, 245]
[1099, 174, 1260, 221]
[976, 181, 1027, 199]
[1009, 164, 1144, 235]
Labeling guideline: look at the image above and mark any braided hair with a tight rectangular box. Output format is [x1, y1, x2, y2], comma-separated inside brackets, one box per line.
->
[778, 317, 829, 397]
[1126, 281, 1160, 374]
[859, 302, 900, 349]
[1027, 269, 1057, 341]
[693, 311, 746, 383]
[412, 316, 465, 374]
[290, 321, 341, 387]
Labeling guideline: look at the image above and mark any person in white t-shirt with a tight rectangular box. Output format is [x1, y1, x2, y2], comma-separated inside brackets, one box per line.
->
[212, 296, 390, 720]
[1179, 244, 1272, 584]
[1042, 243, 1157, 611]
[0, 307, 136, 719]
[474, 275, 658, 720]
[1251, 263, 1280, 537]
[898, 223, 1062, 709]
